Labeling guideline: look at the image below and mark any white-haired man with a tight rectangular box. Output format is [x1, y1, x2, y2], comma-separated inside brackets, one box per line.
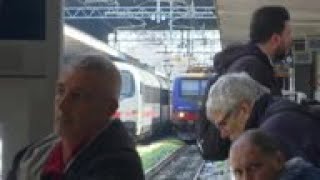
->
[206, 72, 320, 167]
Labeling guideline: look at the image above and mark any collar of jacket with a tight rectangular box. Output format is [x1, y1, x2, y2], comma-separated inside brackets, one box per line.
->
[245, 93, 274, 129]
[279, 157, 319, 180]
[248, 42, 274, 69]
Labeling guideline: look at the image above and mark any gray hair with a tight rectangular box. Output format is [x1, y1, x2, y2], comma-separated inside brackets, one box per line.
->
[206, 72, 269, 116]
[65, 54, 121, 99]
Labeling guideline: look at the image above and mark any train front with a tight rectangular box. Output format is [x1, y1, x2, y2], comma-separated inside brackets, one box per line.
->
[172, 74, 208, 140]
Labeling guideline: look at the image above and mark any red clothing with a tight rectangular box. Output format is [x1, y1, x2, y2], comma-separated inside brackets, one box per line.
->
[42, 142, 81, 180]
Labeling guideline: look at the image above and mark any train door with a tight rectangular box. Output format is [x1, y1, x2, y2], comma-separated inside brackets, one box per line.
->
[139, 70, 161, 138]
[118, 69, 138, 137]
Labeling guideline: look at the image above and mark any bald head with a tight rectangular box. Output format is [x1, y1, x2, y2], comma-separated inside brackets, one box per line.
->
[229, 129, 285, 180]
[231, 129, 282, 156]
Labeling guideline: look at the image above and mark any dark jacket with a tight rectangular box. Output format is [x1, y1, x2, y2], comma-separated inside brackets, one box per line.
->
[247, 94, 320, 167]
[215, 43, 282, 95]
[279, 157, 320, 180]
[7, 120, 145, 180]
[197, 74, 231, 160]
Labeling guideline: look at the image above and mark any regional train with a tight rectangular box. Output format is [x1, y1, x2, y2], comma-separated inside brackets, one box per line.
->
[171, 73, 210, 140]
[64, 25, 170, 140]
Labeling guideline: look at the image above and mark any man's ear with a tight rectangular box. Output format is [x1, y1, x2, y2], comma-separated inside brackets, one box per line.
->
[274, 151, 286, 170]
[106, 98, 119, 117]
[237, 100, 253, 125]
[270, 34, 281, 46]
[239, 100, 252, 116]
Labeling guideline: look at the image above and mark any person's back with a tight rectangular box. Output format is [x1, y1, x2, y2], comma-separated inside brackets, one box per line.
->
[279, 157, 320, 180]
[248, 94, 320, 167]
[213, 43, 281, 95]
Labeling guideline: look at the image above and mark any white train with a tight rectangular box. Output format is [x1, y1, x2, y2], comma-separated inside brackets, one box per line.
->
[64, 25, 170, 139]
[114, 61, 170, 139]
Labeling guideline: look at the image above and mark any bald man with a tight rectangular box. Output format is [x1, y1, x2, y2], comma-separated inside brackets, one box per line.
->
[7, 55, 144, 180]
[229, 129, 320, 180]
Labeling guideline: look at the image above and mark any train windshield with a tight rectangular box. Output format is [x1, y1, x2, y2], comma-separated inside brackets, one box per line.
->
[180, 79, 207, 99]
[120, 71, 135, 98]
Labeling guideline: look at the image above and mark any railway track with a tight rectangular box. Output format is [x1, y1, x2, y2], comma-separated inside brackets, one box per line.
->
[145, 145, 204, 180]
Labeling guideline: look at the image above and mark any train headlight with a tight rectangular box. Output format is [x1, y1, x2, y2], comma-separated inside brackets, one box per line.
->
[178, 112, 185, 118]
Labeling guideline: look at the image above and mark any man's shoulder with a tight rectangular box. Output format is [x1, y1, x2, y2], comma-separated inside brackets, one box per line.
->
[88, 120, 137, 155]
[229, 53, 268, 70]
[280, 157, 320, 180]
[229, 43, 270, 68]
[18, 134, 58, 157]
[6, 134, 59, 180]
[260, 98, 317, 138]
[74, 121, 144, 180]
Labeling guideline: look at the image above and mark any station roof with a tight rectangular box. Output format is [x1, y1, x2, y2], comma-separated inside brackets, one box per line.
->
[216, 0, 320, 46]
[65, 0, 217, 40]
[64, 24, 126, 59]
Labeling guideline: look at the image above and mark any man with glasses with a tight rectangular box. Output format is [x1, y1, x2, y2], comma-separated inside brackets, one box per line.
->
[206, 72, 320, 167]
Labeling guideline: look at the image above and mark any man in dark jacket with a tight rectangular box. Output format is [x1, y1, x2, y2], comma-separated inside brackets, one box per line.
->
[230, 129, 320, 180]
[6, 55, 145, 180]
[206, 72, 320, 167]
[214, 6, 292, 95]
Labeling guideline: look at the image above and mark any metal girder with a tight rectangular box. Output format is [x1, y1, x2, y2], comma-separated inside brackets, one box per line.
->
[64, 6, 216, 20]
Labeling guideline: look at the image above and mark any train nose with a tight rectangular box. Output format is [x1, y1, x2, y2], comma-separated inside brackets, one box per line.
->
[174, 111, 199, 121]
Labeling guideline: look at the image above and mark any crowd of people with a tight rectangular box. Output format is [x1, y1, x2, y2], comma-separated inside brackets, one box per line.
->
[4, 5, 320, 180]
[201, 5, 320, 180]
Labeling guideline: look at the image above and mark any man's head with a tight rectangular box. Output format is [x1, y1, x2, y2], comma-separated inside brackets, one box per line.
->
[54, 55, 121, 140]
[206, 73, 269, 141]
[229, 129, 285, 180]
[250, 6, 292, 60]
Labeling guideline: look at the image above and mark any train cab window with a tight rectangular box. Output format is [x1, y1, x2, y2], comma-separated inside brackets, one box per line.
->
[120, 71, 135, 98]
[181, 80, 199, 96]
[180, 79, 207, 97]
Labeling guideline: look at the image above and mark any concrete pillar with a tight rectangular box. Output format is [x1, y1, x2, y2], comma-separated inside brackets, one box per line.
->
[0, 0, 62, 176]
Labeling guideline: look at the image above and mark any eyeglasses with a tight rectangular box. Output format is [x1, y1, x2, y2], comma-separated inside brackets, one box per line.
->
[215, 110, 234, 129]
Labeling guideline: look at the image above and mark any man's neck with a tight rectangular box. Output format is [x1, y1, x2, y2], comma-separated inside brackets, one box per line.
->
[61, 138, 83, 164]
[257, 43, 274, 59]
[59, 120, 112, 163]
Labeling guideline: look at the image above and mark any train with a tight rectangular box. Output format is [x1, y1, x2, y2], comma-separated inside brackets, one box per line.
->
[64, 24, 171, 140]
[171, 73, 210, 140]
[114, 61, 171, 139]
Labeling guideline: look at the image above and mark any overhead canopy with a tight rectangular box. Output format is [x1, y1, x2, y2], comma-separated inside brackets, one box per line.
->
[216, 0, 320, 46]
[64, 24, 127, 60]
